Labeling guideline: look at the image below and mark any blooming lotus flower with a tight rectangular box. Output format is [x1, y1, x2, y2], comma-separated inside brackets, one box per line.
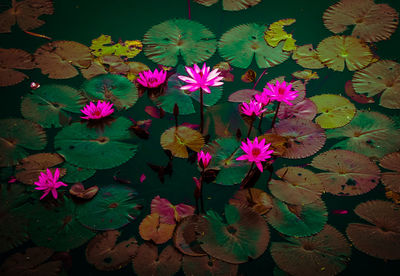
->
[240, 99, 267, 117]
[80, 100, 114, 120]
[137, 69, 167, 88]
[197, 150, 212, 169]
[254, 91, 270, 106]
[34, 168, 67, 200]
[263, 80, 299, 105]
[236, 137, 274, 172]
[178, 63, 224, 93]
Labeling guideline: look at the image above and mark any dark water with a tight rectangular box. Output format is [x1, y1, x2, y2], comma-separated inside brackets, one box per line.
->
[1, 0, 400, 275]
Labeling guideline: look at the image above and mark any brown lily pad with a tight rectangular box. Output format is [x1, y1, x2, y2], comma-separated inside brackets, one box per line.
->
[0, 48, 36, 87]
[173, 215, 207, 256]
[380, 151, 400, 193]
[160, 126, 204, 158]
[69, 183, 99, 199]
[229, 187, 273, 215]
[182, 255, 238, 276]
[139, 213, 176, 244]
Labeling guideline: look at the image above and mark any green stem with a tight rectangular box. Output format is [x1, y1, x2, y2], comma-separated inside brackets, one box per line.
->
[200, 88, 204, 134]
[270, 102, 281, 129]
[257, 113, 264, 132]
[247, 115, 255, 138]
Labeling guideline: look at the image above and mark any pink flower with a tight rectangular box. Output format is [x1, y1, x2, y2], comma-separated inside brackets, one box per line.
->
[263, 80, 299, 105]
[236, 137, 274, 172]
[197, 150, 212, 169]
[34, 168, 67, 200]
[254, 91, 270, 106]
[178, 63, 224, 93]
[137, 69, 167, 88]
[80, 100, 114, 120]
[240, 99, 266, 117]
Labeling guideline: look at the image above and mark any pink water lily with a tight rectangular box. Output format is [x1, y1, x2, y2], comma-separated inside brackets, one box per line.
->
[197, 150, 212, 169]
[240, 99, 267, 117]
[178, 63, 224, 93]
[236, 137, 274, 172]
[34, 168, 67, 200]
[137, 68, 167, 88]
[263, 80, 299, 105]
[80, 100, 114, 120]
[254, 90, 270, 106]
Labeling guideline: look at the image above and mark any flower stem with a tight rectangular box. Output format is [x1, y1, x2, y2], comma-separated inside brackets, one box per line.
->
[271, 102, 281, 129]
[200, 88, 204, 134]
[247, 115, 255, 138]
[241, 162, 255, 189]
[253, 68, 268, 90]
[187, 0, 191, 19]
[200, 170, 205, 214]
[257, 113, 264, 132]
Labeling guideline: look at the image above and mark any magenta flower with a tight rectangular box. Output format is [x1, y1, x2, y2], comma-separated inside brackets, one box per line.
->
[197, 150, 212, 169]
[240, 99, 267, 117]
[34, 168, 67, 200]
[137, 69, 167, 88]
[80, 100, 114, 120]
[236, 137, 274, 172]
[254, 91, 270, 106]
[178, 63, 224, 93]
[263, 80, 299, 105]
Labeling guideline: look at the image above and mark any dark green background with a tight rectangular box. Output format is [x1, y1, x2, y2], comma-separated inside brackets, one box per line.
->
[1, 0, 400, 275]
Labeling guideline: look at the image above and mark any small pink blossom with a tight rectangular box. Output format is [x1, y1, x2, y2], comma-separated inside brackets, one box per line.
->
[240, 99, 266, 117]
[137, 69, 167, 88]
[254, 91, 270, 106]
[236, 137, 274, 172]
[140, 173, 146, 183]
[30, 82, 40, 90]
[197, 150, 212, 169]
[34, 168, 67, 200]
[80, 101, 114, 120]
[263, 80, 299, 105]
[178, 63, 224, 94]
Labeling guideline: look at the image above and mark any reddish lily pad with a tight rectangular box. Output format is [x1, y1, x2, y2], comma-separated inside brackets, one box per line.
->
[0, 48, 36, 87]
[380, 151, 400, 193]
[182, 255, 238, 276]
[229, 188, 273, 215]
[139, 213, 176, 244]
[173, 215, 207, 256]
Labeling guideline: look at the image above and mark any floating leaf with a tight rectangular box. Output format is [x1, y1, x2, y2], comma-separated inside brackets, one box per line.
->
[34, 41, 92, 79]
[271, 118, 326, 159]
[317, 36, 373, 71]
[352, 60, 400, 109]
[143, 19, 216, 66]
[160, 126, 204, 158]
[292, 69, 319, 81]
[21, 84, 86, 128]
[194, 0, 261, 11]
[139, 213, 176, 244]
[327, 110, 400, 158]
[150, 195, 194, 224]
[346, 200, 400, 260]
[228, 89, 259, 103]
[182, 255, 238, 276]
[28, 197, 95, 251]
[264, 18, 296, 51]
[229, 188, 273, 215]
[0, 118, 47, 167]
[213, 61, 234, 82]
[0, 0, 53, 33]
[61, 162, 96, 183]
[86, 230, 138, 271]
[219, 23, 290, 69]
[0, 247, 61, 276]
[271, 225, 351, 276]
[77, 185, 141, 230]
[323, 0, 399, 42]
[292, 44, 324, 69]
[310, 94, 356, 129]
[344, 79, 375, 104]
[269, 167, 323, 205]
[197, 204, 270, 264]
[0, 48, 35, 87]
[202, 137, 251, 185]
[90, 34, 142, 58]
[69, 183, 98, 199]
[266, 198, 328, 237]
[132, 243, 182, 276]
[257, 133, 289, 157]
[241, 69, 256, 83]
[54, 117, 137, 169]
[277, 99, 318, 121]
[82, 74, 138, 110]
[380, 151, 400, 193]
[15, 153, 65, 185]
[311, 149, 380, 196]
[173, 215, 207, 256]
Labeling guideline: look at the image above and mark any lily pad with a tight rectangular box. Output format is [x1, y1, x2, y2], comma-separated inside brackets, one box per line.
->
[143, 19, 217, 66]
[197, 204, 270, 264]
[77, 185, 141, 230]
[54, 117, 137, 169]
[182, 255, 238, 276]
[160, 126, 204, 158]
[0, 118, 47, 167]
[229, 188, 273, 215]
[82, 74, 138, 110]
[0, 48, 36, 87]
[218, 23, 290, 68]
[61, 162, 96, 183]
[292, 44, 324, 69]
[380, 151, 400, 193]
[266, 197, 328, 237]
[173, 215, 207, 256]
[139, 213, 176, 244]
[21, 84, 86, 128]
[28, 197, 95, 251]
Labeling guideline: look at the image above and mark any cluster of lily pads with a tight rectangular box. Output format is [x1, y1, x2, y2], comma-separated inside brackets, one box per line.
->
[1, 0, 400, 275]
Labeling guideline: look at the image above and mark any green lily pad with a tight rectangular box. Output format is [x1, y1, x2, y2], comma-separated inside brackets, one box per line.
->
[82, 74, 138, 110]
[28, 197, 95, 251]
[327, 110, 400, 158]
[197, 204, 270, 264]
[266, 197, 328, 237]
[54, 117, 137, 169]
[143, 19, 217, 66]
[21, 85, 86, 128]
[0, 118, 47, 167]
[61, 162, 96, 183]
[77, 185, 142, 230]
[202, 137, 251, 186]
[218, 23, 290, 69]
